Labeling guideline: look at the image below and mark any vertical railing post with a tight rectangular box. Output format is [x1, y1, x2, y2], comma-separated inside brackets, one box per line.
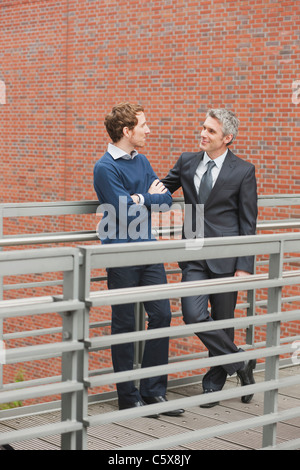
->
[246, 288, 256, 345]
[60, 250, 87, 450]
[246, 256, 257, 346]
[135, 302, 146, 369]
[262, 244, 284, 447]
[78, 248, 93, 450]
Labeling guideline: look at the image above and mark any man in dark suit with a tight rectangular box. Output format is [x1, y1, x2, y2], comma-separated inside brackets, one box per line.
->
[162, 109, 258, 406]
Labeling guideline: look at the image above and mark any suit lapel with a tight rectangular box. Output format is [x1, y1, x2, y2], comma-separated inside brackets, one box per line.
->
[189, 152, 204, 201]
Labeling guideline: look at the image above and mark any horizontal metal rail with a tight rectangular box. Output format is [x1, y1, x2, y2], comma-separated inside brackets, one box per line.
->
[5, 340, 84, 364]
[0, 194, 298, 220]
[0, 220, 299, 248]
[0, 420, 83, 447]
[81, 232, 300, 270]
[86, 309, 300, 351]
[86, 344, 296, 390]
[87, 271, 300, 307]
[87, 374, 300, 427]
[0, 231, 98, 247]
[0, 380, 83, 405]
[2, 291, 299, 346]
[0, 299, 84, 320]
[0, 194, 299, 248]
[0, 200, 100, 218]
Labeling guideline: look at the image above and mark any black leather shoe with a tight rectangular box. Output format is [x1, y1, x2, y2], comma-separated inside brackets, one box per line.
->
[119, 399, 159, 418]
[200, 389, 220, 408]
[142, 395, 185, 416]
[237, 359, 256, 403]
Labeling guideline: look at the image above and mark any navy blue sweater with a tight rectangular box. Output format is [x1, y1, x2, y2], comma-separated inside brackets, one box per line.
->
[94, 151, 172, 243]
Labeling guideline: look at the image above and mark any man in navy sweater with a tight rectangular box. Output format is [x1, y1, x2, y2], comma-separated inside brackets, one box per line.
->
[94, 103, 184, 416]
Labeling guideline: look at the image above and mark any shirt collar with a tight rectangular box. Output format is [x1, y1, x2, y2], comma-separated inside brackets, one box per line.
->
[108, 143, 138, 160]
[203, 149, 228, 168]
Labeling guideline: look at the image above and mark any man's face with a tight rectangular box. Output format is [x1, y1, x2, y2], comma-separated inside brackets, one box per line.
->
[128, 112, 150, 149]
[200, 116, 232, 158]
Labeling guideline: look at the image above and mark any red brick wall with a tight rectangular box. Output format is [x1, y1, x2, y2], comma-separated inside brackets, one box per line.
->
[1, 0, 299, 206]
[0, 0, 299, 392]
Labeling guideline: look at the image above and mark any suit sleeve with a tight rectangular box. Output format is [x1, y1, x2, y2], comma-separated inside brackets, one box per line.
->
[161, 155, 183, 194]
[236, 165, 258, 273]
[142, 160, 173, 210]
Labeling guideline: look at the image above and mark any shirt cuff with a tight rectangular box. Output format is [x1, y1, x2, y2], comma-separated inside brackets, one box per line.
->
[137, 194, 144, 205]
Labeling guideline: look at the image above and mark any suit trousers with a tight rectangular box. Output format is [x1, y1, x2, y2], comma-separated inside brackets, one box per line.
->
[107, 263, 171, 406]
[180, 260, 244, 391]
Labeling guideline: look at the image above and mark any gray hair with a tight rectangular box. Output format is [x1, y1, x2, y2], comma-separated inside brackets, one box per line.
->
[206, 108, 240, 145]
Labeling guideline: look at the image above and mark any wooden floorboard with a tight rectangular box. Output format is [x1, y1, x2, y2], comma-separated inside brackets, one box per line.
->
[1, 365, 300, 450]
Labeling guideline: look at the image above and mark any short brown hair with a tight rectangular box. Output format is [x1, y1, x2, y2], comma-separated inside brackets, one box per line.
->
[104, 102, 144, 143]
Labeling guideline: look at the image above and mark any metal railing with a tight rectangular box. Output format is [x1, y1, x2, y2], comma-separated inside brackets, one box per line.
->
[0, 247, 86, 449]
[0, 194, 299, 247]
[1, 195, 299, 388]
[0, 229, 299, 449]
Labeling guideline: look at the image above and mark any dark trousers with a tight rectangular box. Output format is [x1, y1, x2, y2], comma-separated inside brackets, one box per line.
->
[107, 263, 171, 406]
[180, 260, 244, 391]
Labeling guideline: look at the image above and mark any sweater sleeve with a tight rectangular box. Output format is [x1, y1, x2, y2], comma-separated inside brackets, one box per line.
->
[94, 161, 135, 212]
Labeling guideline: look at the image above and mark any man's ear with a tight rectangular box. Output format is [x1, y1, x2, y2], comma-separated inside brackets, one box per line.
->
[224, 134, 233, 146]
[123, 126, 131, 139]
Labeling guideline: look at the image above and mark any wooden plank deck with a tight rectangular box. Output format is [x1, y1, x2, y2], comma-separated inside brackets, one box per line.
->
[1, 365, 300, 451]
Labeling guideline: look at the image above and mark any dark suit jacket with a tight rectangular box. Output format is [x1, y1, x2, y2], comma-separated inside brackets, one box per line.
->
[162, 149, 258, 274]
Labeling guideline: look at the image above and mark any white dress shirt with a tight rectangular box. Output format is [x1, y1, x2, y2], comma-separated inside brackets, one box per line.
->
[194, 150, 228, 194]
[107, 142, 138, 160]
